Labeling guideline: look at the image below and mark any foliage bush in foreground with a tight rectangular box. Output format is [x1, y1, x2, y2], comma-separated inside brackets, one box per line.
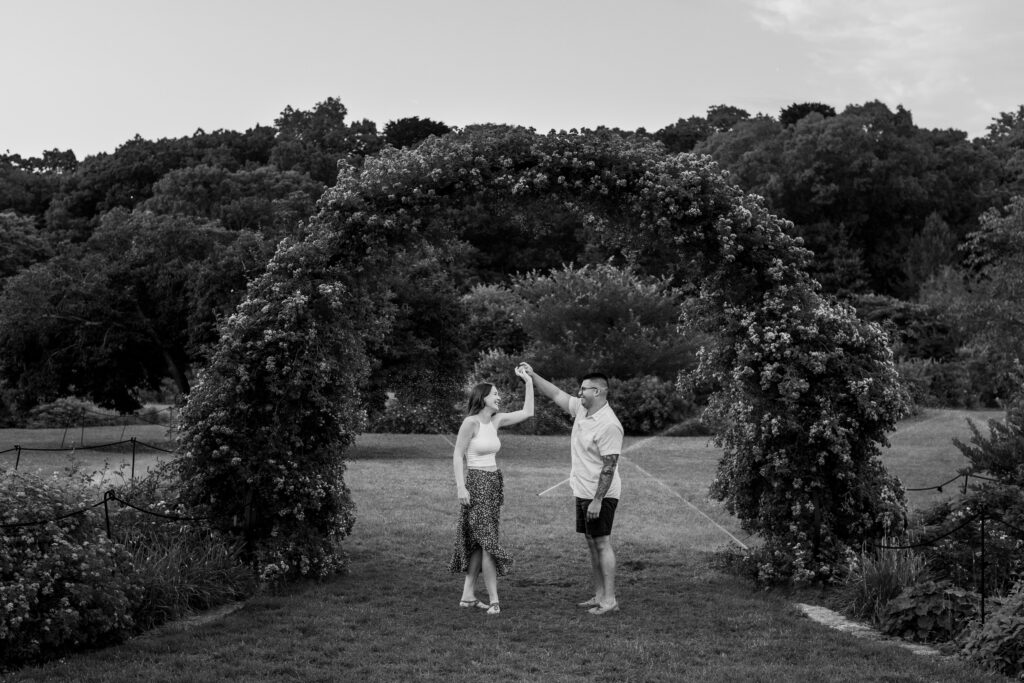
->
[1, 463, 255, 669]
[1, 467, 141, 666]
[917, 391, 1024, 595]
[880, 580, 980, 643]
[960, 578, 1024, 677]
[121, 527, 253, 632]
[832, 545, 931, 624]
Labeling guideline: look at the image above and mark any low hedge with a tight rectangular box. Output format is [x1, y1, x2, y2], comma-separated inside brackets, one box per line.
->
[1, 463, 254, 670]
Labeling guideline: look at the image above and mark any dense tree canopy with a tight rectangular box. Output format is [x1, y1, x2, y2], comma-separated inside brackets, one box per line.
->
[697, 100, 1003, 297]
[0, 210, 274, 411]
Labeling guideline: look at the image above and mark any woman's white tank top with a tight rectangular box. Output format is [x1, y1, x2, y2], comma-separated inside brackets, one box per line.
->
[466, 419, 500, 468]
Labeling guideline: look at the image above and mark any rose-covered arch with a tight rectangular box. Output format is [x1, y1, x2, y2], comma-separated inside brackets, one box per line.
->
[178, 126, 908, 584]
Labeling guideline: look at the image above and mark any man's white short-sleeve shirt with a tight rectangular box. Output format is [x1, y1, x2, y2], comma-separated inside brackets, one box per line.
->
[567, 396, 624, 499]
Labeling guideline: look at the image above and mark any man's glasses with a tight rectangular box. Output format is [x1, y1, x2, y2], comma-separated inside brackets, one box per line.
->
[578, 386, 600, 394]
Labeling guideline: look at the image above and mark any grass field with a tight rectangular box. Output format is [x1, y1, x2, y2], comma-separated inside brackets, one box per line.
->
[2, 409, 1009, 682]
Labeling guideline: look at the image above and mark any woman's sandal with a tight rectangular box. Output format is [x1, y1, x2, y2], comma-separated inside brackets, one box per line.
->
[459, 598, 489, 609]
[486, 601, 500, 616]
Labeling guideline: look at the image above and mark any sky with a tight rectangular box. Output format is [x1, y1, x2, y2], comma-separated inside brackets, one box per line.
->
[2, 0, 1022, 159]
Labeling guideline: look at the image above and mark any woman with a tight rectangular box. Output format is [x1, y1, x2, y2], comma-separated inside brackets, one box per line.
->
[449, 367, 534, 616]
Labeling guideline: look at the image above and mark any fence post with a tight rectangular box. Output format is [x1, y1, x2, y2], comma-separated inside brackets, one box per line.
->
[103, 490, 113, 539]
[14, 445, 21, 470]
[980, 513, 986, 625]
[131, 437, 137, 481]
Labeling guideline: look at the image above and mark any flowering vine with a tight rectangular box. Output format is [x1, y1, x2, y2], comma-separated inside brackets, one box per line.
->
[179, 125, 908, 583]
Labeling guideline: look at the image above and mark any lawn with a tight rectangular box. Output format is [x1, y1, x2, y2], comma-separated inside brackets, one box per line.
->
[1, 409, 1008, 682]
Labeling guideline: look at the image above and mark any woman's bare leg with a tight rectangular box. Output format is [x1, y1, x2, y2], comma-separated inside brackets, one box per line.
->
[481, 549, 499, 605]
[461, 548, 482, 601]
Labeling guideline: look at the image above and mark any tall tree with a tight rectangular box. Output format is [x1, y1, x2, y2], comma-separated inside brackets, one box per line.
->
[270, 97, 382, 185]
[903, 212, 958, 297]
[382, 116, 452, 148]
[705, 104, 751, 133]
[653, 115, 712, 154]
[982, 105, 1024, 200]
[779, 102, 836, 127]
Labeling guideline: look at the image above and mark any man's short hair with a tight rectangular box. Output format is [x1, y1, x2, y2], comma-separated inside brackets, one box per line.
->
[581, 372, 609, 390]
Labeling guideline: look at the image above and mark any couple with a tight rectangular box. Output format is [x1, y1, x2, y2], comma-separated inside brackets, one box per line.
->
[448, 362, 623, 617]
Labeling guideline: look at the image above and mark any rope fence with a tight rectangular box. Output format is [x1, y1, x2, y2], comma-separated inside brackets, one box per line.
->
[867, 468, 1022, 625]
[0, 488, 211, 539]
[1, 437, 179, 479]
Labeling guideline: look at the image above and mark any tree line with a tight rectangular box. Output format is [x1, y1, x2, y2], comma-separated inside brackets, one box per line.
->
[1, 97, 1022, 425]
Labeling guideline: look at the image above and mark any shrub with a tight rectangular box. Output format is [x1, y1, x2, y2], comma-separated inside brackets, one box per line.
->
[960, 578, 1024, 677]
[896, 358, 989, 409]
[514, 263, 702, 382]
[831, 545, 930, 624]
[1, 460, 257, 669]
[20, 397, 175, 429]
[366, 367, 464, 434]
[918, 501, 1024, 596]
[919, 393, 1024, 594]
[880, 580, 980, 642]
[1, 467, 142, 667]
[608, 375, 700, 436]
[468, 349, 572, 435]
[460, 284, 529, 356]
[24, 397, 102, 428]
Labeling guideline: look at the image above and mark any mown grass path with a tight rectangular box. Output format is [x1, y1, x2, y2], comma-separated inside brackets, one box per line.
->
[3, 411, 1008, 681]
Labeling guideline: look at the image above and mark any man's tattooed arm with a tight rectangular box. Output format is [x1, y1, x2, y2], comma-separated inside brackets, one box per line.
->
[592, 452, 619, 501]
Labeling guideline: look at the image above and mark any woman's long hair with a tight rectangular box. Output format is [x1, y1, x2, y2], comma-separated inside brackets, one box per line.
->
[466, 382, 494, 416]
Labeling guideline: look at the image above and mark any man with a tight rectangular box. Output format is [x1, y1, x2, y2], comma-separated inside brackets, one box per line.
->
[517, 362, 623, 615]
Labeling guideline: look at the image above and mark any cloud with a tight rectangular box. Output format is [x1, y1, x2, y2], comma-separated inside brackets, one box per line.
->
[745, 0, 975, 103]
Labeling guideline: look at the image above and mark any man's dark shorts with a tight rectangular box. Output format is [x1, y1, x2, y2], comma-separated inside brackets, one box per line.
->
[575, 497, 618, 537]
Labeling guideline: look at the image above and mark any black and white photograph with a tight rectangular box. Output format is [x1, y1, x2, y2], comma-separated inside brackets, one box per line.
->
[3, 1, 1024, 680]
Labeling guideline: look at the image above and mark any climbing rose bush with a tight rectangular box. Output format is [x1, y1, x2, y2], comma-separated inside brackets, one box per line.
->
[179, 125, 908, 583]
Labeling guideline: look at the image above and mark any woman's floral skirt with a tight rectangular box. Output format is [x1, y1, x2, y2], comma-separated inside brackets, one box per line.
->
[448, 469, 513, 576]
